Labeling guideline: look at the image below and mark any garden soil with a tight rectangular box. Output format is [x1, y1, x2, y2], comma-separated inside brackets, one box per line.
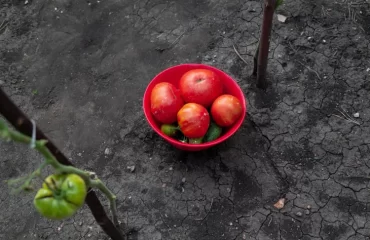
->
[1, 0, 370, 239]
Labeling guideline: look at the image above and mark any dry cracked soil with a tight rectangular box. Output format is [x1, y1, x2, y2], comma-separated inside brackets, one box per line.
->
[1, 0, 370, 239]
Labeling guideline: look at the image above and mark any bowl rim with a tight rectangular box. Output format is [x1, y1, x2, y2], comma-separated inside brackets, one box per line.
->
[143, 63, 247, 148]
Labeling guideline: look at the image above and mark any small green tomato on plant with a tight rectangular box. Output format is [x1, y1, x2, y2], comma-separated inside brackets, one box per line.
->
[34, 173, 87, 220]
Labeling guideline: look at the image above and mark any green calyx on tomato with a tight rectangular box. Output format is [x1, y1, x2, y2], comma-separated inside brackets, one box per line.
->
[34, 173, 87, 220]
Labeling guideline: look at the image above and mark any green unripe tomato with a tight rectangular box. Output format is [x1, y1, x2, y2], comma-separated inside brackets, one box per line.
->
[34, 173, 87, 220]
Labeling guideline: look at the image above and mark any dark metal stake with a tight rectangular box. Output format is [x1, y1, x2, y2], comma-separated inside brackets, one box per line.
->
[256, 0, 277, 89]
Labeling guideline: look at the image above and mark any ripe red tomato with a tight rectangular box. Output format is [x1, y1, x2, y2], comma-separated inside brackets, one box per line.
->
[179, 69, 223, 107]
[177, 103, 210, 138]
[211, 94, 243, 127]
[151, 82, 184, 124]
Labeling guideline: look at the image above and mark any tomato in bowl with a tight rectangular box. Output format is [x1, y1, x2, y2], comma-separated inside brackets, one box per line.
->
[143, 63, 247, 151]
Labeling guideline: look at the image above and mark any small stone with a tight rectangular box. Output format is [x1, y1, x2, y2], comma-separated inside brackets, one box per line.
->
[87, 234, 91, 237]
[79, 222, 83, 226]
[323, 40, 327, 43]
[307, 205, 311, 209]
[273, 198, 285, 209]
[305, 210, 310, 215]
[366, 68, 370, 72]
[104, 148, 112, 155]
[277, 14, 287, 23]
[181, 177, 186, 183]
[204, 55, 211, 60]
[353, 112, 360, 118]
[77, 153, 82, 157]
[127, 165, 136, 172]
[295, 211, 303, 217]
[213, 54, 217, 58]
[169, 167, 173, 171]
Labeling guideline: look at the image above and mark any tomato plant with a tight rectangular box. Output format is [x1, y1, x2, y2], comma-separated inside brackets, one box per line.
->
[151, 82, 184, 124]
[211, 94, 243, 127]
[0, 94, 122, 239]
[179, 69, 223, 107]
[177, 103, 210, 138]
[34, 173, 87, 220]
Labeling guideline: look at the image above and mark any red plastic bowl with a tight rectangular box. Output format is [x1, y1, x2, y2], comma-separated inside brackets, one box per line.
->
[143, 63, 247, 151]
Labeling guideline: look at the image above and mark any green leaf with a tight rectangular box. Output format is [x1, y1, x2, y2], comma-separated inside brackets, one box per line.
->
[275, 0, 284, 9]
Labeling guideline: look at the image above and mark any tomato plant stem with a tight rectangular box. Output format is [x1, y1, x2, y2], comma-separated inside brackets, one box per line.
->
[0, 118, 121, 229]
[0, 88, 125, 240]
[90, 179, 120, 227]
[6, 162, 47, 193]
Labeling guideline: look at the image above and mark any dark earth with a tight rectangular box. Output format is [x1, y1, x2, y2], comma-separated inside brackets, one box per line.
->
[1, 0, 370, 239]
